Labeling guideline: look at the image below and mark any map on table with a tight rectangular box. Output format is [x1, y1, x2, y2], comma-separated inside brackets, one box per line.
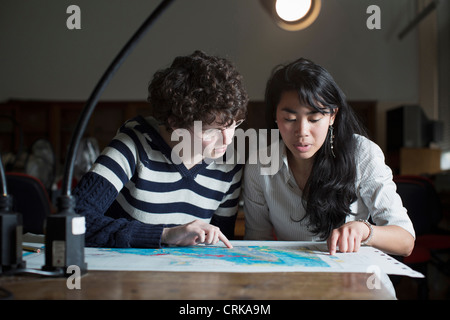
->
[90, 245, 330, 269]
[22, 241, 423, 278]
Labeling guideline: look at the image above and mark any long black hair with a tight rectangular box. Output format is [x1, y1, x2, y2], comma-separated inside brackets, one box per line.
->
[265, 58, 367, 239]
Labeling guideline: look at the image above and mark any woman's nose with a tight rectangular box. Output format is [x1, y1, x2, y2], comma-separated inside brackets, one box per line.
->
[295, 120, 309, 137]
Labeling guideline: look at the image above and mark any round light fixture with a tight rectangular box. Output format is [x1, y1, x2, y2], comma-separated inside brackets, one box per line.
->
[261, 0, 322, 31]
[275, 0, 312, 22]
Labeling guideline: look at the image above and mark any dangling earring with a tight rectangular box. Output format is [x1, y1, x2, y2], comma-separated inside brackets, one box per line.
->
[329, 125, 336, 158]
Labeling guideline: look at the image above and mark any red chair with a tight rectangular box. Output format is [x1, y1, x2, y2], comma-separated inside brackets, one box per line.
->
[394, 175, 450, 298]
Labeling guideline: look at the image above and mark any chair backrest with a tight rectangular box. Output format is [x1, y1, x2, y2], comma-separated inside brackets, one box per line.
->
[394, 175, 443, 236]
[6, 172, 52, 234]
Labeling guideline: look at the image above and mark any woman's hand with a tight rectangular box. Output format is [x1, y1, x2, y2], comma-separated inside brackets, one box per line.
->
[327, 221, 371, 255]
[327, 221, 415, 256]
[161, 220, 233, 248]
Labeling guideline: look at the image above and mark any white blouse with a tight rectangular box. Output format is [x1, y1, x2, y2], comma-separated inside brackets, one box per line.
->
[243, 134, 416, 241]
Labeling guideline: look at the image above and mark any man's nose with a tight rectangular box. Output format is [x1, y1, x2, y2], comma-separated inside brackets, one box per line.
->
[221, 128, 234, 145]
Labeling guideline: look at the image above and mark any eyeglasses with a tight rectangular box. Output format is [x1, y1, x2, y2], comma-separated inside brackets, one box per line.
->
[196, 119, 245, 140]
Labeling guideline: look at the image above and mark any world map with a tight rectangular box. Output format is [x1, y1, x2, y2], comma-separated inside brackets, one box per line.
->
[97, 245, 331, 268]
[21, 241, 424, 277]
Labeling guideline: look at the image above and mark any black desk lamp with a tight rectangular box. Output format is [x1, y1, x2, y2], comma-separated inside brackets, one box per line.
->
[0, 156, 26, 274]
[42, 0, 175, 276]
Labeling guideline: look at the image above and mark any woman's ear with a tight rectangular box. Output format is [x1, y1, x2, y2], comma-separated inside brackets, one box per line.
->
[330, 108, 339, 125]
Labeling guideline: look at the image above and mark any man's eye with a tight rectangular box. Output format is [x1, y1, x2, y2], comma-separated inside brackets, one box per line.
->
[203, 129, 221, 137]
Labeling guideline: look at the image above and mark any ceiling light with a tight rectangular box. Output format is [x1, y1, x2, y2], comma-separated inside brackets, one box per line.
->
[261, 0, 322, 31]
[275, 0, 312, 22]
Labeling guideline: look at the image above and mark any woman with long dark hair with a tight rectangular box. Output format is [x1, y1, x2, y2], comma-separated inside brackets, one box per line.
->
[244, 58, 415, 257]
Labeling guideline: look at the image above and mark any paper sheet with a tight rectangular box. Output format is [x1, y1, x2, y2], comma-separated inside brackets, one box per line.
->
[22, 241, 423, 278]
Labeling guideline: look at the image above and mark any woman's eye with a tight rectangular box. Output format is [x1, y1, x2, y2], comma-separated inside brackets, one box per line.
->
[284, 118, 296, 122]
[309, 118, 321, 123]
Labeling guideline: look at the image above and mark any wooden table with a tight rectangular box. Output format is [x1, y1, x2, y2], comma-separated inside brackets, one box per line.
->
[0, 270, 395, 300]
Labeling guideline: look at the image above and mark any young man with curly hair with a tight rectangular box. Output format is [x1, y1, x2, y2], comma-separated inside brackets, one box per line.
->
[73, 51, 248, 248]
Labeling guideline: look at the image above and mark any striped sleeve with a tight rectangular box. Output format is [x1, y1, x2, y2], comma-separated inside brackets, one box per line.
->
[73, 171, 165, 248]
[89, 122, 142, 192]
[73, 118, 167, 248]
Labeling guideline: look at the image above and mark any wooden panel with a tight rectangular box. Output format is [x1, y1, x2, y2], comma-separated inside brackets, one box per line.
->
[0, 99, 377, 176]
[349, 100, 377, 140]
[400, 147, 442, 175]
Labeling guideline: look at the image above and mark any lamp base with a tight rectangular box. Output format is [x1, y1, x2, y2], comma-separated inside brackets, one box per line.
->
[0, 212, 26, 274]
[42, 212, 87, 277]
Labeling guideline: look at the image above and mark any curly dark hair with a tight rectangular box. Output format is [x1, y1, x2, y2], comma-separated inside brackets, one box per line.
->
[148, 50, 248, 130]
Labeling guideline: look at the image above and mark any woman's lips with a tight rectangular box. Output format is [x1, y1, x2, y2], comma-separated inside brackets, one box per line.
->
[293, 144, 311, 153]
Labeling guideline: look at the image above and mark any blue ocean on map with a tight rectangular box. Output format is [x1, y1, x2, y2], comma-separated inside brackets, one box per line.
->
[99, 246, 330, 268]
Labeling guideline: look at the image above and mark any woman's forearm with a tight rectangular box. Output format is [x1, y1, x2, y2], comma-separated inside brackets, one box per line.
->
[369, 225, 415, 257]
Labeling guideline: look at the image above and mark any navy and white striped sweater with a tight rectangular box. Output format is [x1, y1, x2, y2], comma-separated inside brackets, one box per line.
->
[73, 116, 243, 248]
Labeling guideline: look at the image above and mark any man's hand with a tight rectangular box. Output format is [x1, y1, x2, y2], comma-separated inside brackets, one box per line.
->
[161, 220, 233, 248]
